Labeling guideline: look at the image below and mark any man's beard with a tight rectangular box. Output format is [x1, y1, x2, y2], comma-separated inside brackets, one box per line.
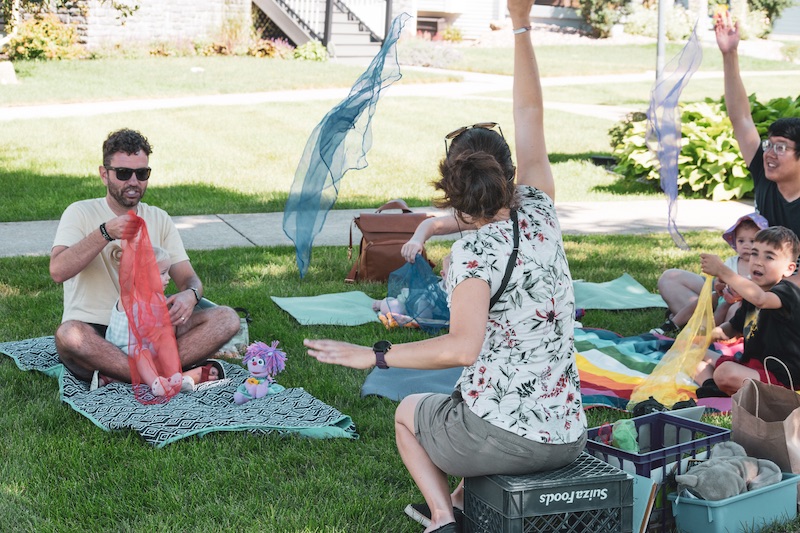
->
[110, 185, 144, 208]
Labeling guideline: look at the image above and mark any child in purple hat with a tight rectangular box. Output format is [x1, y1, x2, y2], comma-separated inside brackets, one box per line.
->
[653, 212, 768, 335]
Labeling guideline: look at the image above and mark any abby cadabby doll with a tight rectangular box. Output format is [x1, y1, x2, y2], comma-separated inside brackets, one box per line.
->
[233, 341, 287, 405]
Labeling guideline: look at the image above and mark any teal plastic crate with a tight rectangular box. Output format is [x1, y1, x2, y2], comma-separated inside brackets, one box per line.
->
[668, 473, 800, 533]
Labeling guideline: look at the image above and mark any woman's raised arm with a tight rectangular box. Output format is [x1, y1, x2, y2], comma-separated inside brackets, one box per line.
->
[508, 0, 554, 200]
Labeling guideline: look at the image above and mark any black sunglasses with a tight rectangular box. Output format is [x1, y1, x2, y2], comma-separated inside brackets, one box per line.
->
[105, 166, 151, 182]
[444, 122, 504, 155]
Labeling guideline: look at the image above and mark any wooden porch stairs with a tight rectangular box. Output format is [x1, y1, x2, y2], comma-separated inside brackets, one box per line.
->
[252, 0, 384, 62]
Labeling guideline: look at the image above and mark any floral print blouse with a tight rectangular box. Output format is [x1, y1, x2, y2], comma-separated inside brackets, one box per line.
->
[448, 185, 587, 444]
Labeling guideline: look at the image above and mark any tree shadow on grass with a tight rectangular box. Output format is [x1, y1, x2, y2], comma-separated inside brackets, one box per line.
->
[1, 168, 447, 222]
[549, 151, 661, 196]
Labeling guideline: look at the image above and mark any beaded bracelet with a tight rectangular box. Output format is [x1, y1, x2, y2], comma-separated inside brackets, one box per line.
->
[99, 223, 114, 242]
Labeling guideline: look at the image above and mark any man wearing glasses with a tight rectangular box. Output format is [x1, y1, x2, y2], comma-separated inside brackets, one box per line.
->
[716, 11, 800, 236]
[49, 128, 239, 386]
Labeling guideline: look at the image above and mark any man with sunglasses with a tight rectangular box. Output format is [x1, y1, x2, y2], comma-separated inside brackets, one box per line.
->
[49, 128, 240, 386]
[716, 11, 800, 236]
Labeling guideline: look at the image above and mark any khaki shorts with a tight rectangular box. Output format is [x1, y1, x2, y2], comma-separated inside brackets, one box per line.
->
[415, 391, 587, 478]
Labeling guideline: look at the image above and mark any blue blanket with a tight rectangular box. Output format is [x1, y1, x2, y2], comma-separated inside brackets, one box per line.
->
[0, 337, 357, 447]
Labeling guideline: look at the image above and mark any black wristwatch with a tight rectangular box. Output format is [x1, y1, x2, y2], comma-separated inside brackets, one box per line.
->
[373, 340, 392, 369]
[188, 287, 201, 303]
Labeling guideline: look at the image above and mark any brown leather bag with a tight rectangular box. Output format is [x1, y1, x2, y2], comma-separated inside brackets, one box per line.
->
[345, 199, 434, 283]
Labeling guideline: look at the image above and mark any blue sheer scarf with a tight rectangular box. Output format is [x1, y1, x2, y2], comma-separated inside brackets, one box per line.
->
[283, 13, 410, 277]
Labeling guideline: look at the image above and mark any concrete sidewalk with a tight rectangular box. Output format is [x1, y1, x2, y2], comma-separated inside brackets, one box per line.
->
[0, 199, 754, 258]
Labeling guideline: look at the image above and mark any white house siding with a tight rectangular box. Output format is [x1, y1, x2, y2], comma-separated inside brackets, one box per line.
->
[773, 6, 800, 36]
[418, 0, 504, 40]
[83, 0, 250, 48]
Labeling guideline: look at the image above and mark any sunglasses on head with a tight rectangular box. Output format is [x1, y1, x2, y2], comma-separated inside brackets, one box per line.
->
[105, 166, 151, 182]
[444, 122, 504, 155]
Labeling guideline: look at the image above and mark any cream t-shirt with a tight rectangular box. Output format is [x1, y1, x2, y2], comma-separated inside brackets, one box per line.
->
[52, 198, 189, 325]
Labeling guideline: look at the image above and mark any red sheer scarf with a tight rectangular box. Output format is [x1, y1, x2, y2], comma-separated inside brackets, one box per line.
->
[119, 211, 182, 404]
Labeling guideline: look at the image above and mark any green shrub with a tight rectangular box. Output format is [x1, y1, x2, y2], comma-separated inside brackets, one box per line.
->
[579, 0, 628, 38]
[783, 43, 800, 63]
[611, 95, 800, 201]
[6, 13, 83, 60]
[623, 3, 693, 41]
[294, 40, 328, 61]
[738, 9, 771, 39]
[749, 0, 796, 26]
[249, 37, 295, 59]
[441, 25, 463, 43]
[397, 35, 462, 68]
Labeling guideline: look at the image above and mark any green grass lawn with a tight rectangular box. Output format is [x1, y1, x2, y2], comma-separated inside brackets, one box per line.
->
[0, 97, 657, 222]
[541, 72, 800, 107]
[2, 43, 797, 223]
[2, 43, 799, 531]
[450, 43, 800, 77]
[1, 57, 462, 106]
[0, 232, 759, 533]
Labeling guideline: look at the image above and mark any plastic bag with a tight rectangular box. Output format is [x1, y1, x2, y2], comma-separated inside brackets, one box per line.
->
[628, 275, 715, 410]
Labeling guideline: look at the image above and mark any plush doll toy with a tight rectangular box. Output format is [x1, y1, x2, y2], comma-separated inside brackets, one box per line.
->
[233, 341, 287, 405]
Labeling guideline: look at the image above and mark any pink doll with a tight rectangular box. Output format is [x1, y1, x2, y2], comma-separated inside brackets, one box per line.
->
[233, 341, 287, 405]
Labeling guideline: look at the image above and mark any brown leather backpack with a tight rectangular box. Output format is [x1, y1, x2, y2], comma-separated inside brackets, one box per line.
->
[345, 199, 435, 283]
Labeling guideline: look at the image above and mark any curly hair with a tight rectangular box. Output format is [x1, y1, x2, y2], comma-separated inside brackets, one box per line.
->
[434, 127, 517, 223]
[768, 118, 800, 161]
[102, 129, 152, 166]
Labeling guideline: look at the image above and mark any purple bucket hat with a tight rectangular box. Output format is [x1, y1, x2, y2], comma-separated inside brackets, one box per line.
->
[722, 212, 769, 250]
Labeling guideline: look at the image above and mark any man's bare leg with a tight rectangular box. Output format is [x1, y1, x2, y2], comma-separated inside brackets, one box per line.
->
[55, 321, 131, 382]
[175, 306, 240, 369]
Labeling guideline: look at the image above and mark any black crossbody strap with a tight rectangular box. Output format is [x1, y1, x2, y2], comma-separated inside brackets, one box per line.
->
[489, 209, 519, 309]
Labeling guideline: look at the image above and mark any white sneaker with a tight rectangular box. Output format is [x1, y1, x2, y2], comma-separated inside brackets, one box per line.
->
[181, 376, 196, 393]
[89, 370, 100, 391]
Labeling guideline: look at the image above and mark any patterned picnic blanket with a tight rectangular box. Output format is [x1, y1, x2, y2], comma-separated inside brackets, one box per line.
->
[0, 336, 357, 447]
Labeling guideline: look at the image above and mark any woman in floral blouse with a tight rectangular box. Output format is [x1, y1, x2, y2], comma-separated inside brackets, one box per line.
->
[305, 1, 586, 531]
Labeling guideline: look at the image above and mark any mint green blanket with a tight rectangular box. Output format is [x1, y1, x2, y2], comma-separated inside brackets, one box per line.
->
[272, 275, 665, 327]
[573, 273, 667, 310]
[272, 291, 380, 326]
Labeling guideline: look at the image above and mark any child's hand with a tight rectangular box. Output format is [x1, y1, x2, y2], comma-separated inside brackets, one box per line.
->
[401, 239, 424, 263]
[711, 325, 729, 342]
[700, 253, 725, 277]
[714, 279, 726, 295]
[721, 285, 742, 304]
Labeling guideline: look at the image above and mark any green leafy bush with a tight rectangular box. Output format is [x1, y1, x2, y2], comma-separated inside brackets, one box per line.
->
[249, 37, 295, 59]
[749, 0, 796, 26]
[783, 43, 800, 64]
[623, 3, 693, 41]
[611, 95, 800, 201]
[441, 25, 463, 43]
[579, 0, 628, 38]
[397, 35, 462, 68]
[738, 9, 771, 39]
[6, 13, 83, 60]
[294, 40, 328, 61]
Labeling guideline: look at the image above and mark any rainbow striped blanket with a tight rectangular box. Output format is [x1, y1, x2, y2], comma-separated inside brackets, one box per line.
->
[363, 328, 735, 411]
[576, 328, 667, 409]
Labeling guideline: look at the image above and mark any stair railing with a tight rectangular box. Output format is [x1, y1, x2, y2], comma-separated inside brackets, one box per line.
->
[273, 0, 324, 40]
[278, 0, 393, 45]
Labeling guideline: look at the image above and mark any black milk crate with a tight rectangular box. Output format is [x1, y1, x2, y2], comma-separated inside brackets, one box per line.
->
[464, 452, 633, 533]
[585, 412, 731, 532]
